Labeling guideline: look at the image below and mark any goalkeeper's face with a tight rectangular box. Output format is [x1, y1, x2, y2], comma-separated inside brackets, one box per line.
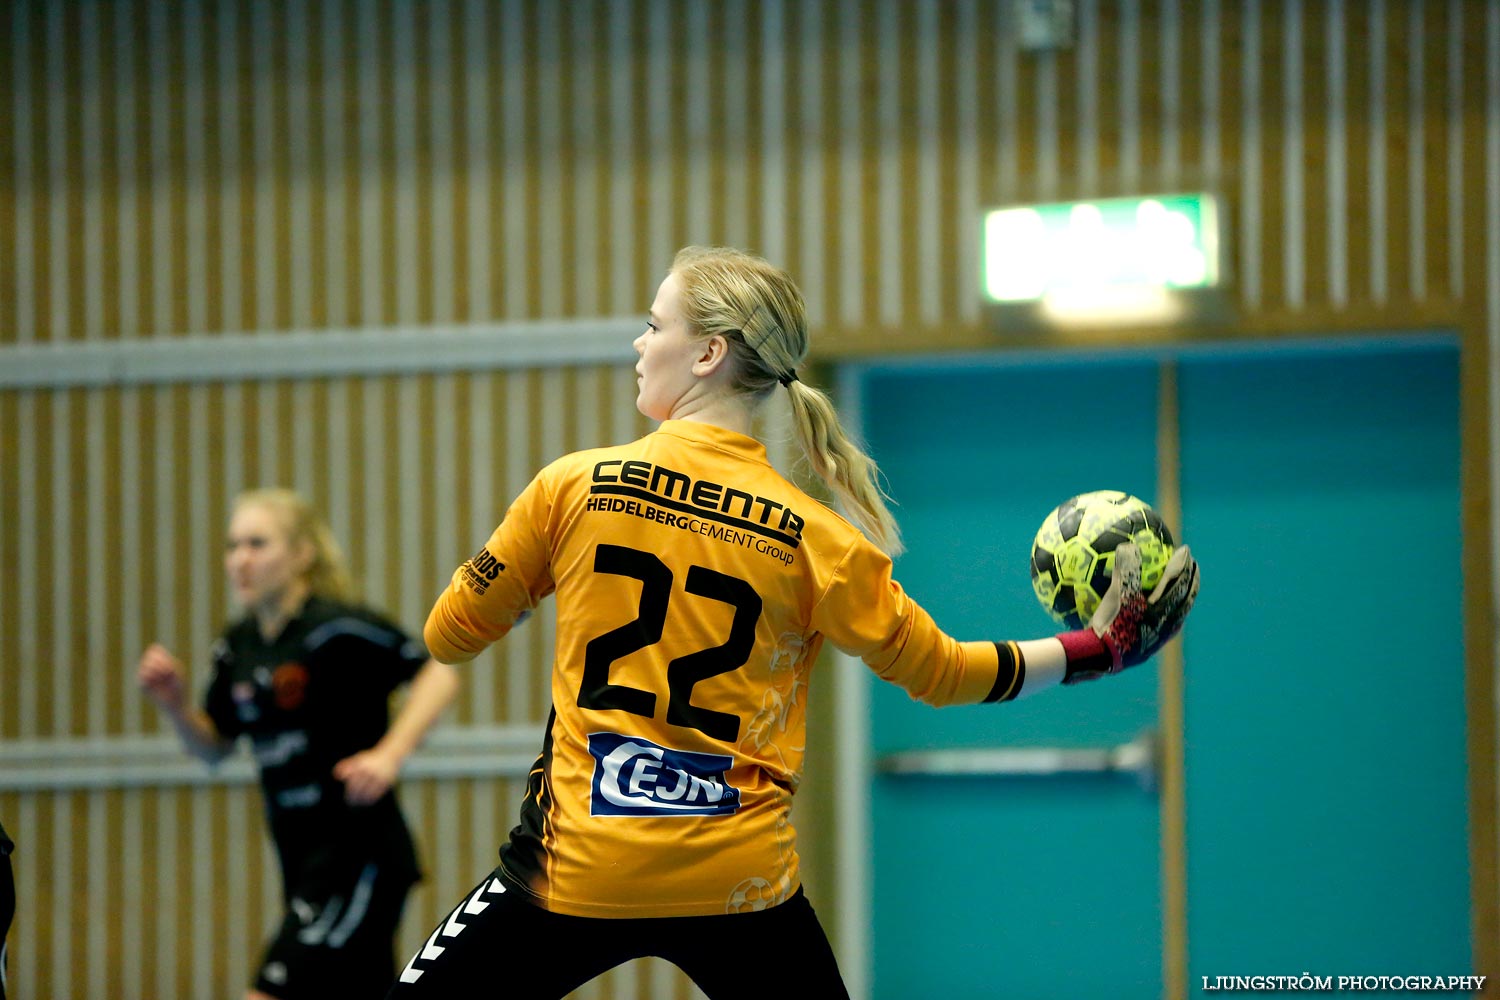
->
[633, 272, 718, 421]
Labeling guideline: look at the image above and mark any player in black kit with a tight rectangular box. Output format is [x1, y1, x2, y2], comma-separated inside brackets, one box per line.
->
[138, 488, 460, 1000]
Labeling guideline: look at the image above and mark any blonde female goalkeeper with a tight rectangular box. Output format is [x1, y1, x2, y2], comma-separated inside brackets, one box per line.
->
[389, 246, 1199, 999]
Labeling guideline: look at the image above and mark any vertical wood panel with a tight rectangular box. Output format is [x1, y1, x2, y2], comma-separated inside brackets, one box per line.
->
[726, 0, 753, 251]
[1120, 0, 1143, 187]
[950, 0, 978, 323]
[223, 785, 251, 991]
[218, 0, 246, 332]
[80, 2, 105, 340]
[1407, 0, 1429, 302]
[322, 0, 350, 327]
[1084, 0, 1109, 190]
[461, 374, 493, 728]
[1416, 0, 1445, 303]
[1036, 8, 1062, 198]
[758, 0, 787, 269]
[265, 2, 292, 331]
[1196, 0, 1221, 189]
[59, 391, 83, 736]
[30, 392, 53, 739]
[288, 1, 318, 330]
[1321, 0, 1348, 306]
[1261, 0, 1291, 307]
[195, 0, 220, 332]
[0, 2, 22, 345]
[0, 393, 17, 738]
[497, 0, 528, 320]
[1290, 0, 1326, 307]
[87, 391, 112, 735]
[25, 1, 50, 343]
[1445, 0, 1465, 301]
[1342, 0, 1372, 304]
[51, 2, 82, 343]
[453, 0, 482, 323]
[1281, 0, 1307, 308]
[877, 0, 903, 328]
[121, 787, 145, 996]
[181, 0, 207, 334]
[832, 0, 858, 325]
[566, 2, 595, 316]
[1383, 0, 1414, 304]
[1148, 0, 1176, 185]
[1008, 2, 1037, 205]
[86, 791, 109, 997]
[534, 0, 564, 316]
[1369, 0, 1392, 303]
[119, 387, 144, 735]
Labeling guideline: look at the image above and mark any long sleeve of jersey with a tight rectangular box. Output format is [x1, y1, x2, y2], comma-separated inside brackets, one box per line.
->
[426, 469, 557, 664]
[810, 534, 1012, 707]
[430, 450, 1019, 703]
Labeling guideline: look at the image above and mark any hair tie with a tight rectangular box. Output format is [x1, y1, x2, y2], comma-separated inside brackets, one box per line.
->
[778, 369, 798, 388]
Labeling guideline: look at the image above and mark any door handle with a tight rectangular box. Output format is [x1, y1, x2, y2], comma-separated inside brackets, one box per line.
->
[874, 728, 1158, 792]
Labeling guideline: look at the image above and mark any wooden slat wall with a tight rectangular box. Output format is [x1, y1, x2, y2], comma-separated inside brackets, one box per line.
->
[0, 366, 669, 999]
[1, 2, 1496, 997]
[4, 0, 1491, 347]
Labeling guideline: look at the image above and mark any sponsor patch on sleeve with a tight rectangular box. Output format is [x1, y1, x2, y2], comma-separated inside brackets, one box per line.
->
[460, 546, 506, 595]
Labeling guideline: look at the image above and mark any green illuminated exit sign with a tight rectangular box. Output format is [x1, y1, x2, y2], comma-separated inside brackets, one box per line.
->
[982, 194, 1221, 305]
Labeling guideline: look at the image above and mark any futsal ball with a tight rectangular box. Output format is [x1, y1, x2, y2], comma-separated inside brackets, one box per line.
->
[1029, 490, 1175, 630]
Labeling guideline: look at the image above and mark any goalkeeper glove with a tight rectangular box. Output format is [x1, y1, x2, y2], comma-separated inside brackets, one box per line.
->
[1056, 541, 1199, 685]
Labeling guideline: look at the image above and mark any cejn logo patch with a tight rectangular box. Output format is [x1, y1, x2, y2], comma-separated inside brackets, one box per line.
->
[588, 733, 741, 817]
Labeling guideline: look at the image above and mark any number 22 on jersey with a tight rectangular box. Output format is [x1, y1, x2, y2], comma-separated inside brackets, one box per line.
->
[578, 543, 763, 742]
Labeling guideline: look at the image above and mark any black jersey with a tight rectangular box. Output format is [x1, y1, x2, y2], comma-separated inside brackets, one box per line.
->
[204, 596, 429, 894]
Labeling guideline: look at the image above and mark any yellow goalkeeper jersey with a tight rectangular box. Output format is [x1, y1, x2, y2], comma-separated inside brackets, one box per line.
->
[426, 419, 1018, 918]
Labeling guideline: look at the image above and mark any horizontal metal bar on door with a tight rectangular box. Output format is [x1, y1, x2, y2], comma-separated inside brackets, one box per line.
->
[875, 730, 1158, 791]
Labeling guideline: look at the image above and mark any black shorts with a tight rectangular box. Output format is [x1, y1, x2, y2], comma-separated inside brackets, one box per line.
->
[386, 867, 850, 1000]
[255, 859, 414, 1000]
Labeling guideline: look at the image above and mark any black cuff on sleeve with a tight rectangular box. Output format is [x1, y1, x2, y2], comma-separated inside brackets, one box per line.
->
[983, 641, 1026, 703]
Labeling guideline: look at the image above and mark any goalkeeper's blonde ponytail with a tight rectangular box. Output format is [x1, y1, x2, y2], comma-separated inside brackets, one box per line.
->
[670, 247, 904, 557]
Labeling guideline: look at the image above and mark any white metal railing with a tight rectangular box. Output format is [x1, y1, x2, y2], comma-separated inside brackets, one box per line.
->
[0, 723, 545, 791]
[0, 318, 641, 389]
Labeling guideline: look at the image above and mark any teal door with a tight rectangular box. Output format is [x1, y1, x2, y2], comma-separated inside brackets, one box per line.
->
[855, 339, 1467, 999]
[1177, 344, 1469, 981]
[860, 358, 1167, 1000]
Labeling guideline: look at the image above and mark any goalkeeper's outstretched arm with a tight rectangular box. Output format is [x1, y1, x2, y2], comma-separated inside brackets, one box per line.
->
[820, 539, 1199, 707]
